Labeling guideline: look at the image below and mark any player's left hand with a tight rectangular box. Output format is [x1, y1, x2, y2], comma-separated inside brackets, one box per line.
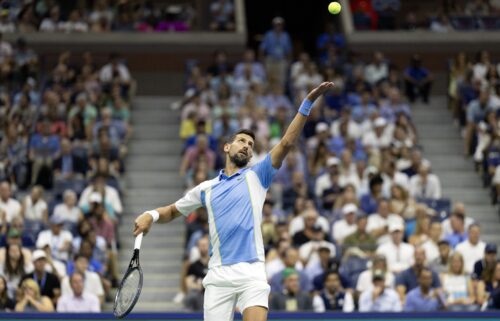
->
[307, 82, 335, 101]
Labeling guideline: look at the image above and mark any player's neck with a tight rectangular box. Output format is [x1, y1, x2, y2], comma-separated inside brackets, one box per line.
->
[224, 162, 242, 177]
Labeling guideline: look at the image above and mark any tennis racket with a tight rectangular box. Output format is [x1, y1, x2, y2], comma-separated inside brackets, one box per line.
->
[113, 233, 144, 319]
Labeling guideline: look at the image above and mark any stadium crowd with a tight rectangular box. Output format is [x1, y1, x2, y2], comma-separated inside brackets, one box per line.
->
[176, 17, 500, 313]
[0, 33, 132, 312]
[351, 0, 500, 31]
[0, 0, 235, 33]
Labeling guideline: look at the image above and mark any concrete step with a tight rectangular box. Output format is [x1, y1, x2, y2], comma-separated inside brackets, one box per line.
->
[132, 124, 180, 139]
[128, 139, 184, 155]
[127, 155, 181, 171]
[125, 172, 184, 189]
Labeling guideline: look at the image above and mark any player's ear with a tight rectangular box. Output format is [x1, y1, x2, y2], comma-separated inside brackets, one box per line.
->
[223, 143, 230, 153]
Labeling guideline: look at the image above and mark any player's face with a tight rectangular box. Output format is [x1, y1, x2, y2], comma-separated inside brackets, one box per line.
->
[225, 134, 254, 168]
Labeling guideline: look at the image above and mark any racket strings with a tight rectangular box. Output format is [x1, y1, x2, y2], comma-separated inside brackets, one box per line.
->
[115, 269, 142, 315]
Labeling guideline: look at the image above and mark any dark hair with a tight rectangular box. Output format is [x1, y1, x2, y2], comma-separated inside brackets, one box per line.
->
[227, 129, 255, 144]
[0, 275, 8, 306]
[324, 270, 340, 280]
[4, 244, 25, 277]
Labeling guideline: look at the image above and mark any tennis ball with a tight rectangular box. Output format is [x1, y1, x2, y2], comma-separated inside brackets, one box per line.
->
[328, 2, 341, 15]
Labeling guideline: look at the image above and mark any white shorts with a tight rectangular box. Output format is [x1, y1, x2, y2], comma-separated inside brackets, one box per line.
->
[202, 261, 270, 321]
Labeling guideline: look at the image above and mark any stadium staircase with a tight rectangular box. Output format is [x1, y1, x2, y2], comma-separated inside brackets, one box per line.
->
[413, 96, 500, 246]
[115, 96, 185, 311]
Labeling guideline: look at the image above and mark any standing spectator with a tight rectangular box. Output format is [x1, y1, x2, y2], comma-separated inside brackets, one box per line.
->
[209, 0, 235, 31]
[0, 181, 21, 223]
[430, 240, 452, 274]
[259, 17, 292, 87]
[57, 271, 100, 312]
[376, 222, 415, 273]
[404, 54, 433, 103]
[36, 215, 73, 262]
[15, 278, 54, 312]
[269, 268, 313, 311]
[184, 236, 209, 311]
[364, 51, 389, 86]
[0, 275, 15, 311]
[409, 163, 442, 200]
[404, 268, 445, 311]
[19, 250, 60, 305]
[29, 120, 61, 186]
[441, 252, 477, 311]
[313, 271, 354, 312]
[455, 224, 486, 274]
[359, 269, 402, 312]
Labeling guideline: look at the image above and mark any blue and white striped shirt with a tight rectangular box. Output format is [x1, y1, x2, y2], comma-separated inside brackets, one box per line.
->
[175, 153, 277, 268]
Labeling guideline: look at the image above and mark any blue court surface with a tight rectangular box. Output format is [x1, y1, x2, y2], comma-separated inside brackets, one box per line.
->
[2, 312, 500, 321]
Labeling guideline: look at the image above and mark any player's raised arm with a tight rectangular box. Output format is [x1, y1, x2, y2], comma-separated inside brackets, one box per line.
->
[270, 82, 334, 168]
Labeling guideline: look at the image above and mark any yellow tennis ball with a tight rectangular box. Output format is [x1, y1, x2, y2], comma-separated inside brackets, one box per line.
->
[328, 2, 341, 15]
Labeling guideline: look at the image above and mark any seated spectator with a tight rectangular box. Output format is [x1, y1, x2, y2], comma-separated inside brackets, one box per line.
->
[441, 252, 478, 311]
[396, 247, 441, 303]
[389, 184, 417, 220]
[430, 14, 454, 33]
[209, 0, 235, 31]
[367, 199, 404, 245]
[21, 185, 48, 225]
[364, 51, 389, 86]
[269, 268, 313, 311]
[53, 190, 83, 227]
[184, 236, 209, 311]
[19, 250, 60, 305]
[359, 269, 402, 312]
[381, 160, 410, 197]
[356, 255, 395, 293]
[313, 270, 354, 312]
[404, 268, 445, 312]
[314, 156, 340, 199]
[282, 171, 311, 212]
[421, 221, 443, 263]
[473, 243, 498, 283]
[408, 207, 432, 246]
[464, 90, 493, 156]
[0, 275, 15, 311]
[362, 117, 392, 151]
[292, 209, 328, 247]
[332, 203, 358, 245]
[444, 212, 468, 248]
[360, 175, 384, 215]
[343, 214, 377, 256]
[39, 6, 63, 32]
[0, 243, 32, 299]
[29, 120, 61, 186]
[53, 138, 88, 180]
[184, 120, 218, 153]
[404, 54, 433, 103]
[0, 217, 36, 249]
[61, 254, 104, 304]
[59, 10, 89, 33]
[401, 148, 425, 178]
[92, 108, 129, 149]
[79, 175, 122, 217]
[442, 204, 474, 238]
[409, 163, 442, 200]
[0, 181, 21, 223]
[430, 240, 452, 274]
[455, 224, 486, 273]
[270, 247, 310, 293]
[302, 244, 336, 284]
[376, 222, 415, 273]
[36, 215, 73, 262]
[87, 193, 115, 247]
[179, 135, 216, 177]
[57, 271, 100, 312]
[15, 278, 54, 312]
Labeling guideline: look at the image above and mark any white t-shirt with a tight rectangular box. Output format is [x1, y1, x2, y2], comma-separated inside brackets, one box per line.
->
[366, 213, 404, 245]
[53, 203, 81, 223]
[0, 197, 22, 222]
[332, 219, 357, 244]
[455, 240, 486, 274]
[79, 185, 122, 215]
[299, 240, 336, 266]
[409, 174, 442, 199]
[56, 292, 101, 312]
[421, 239, 440, 264]
[289, 215, 330, 236]
[364, 63, 388, 85]
[441, 217, 475, 238]
[36, 230, 73, 262]
[356, 269, 395, 292]
[23, 196, 47, 221]
[376, 241, 415, 273]
[61, 271, 104, 298]
[99, 63, 131, 83]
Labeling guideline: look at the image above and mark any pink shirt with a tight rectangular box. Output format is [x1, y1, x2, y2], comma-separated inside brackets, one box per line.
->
[184, 147, 216, 171]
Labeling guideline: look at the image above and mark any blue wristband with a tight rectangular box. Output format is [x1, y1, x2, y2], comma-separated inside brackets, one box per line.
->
[298, 99, 313, 116]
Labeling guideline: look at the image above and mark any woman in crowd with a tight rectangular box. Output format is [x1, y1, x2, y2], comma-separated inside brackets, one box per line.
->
[15, 278, 54, 312]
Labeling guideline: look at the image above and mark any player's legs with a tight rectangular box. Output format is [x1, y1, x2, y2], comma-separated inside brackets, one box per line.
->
[242, 306, 268, 321]
[203, 284, 237, 321]
[235, 262, 270, 321]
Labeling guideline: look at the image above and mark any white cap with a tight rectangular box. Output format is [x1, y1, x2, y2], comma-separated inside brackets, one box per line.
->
[32, 249, 47, 262]
[374, 117, 387, 128]
[342, 203, 358, 216]
[89, 192, 102, 204]
[327, 157, 340, 167]
[315, 122, 329, 134]
[389, 222, 405, 233]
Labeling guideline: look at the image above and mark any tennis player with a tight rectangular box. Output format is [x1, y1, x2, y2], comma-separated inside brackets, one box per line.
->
[134, 82, 334, 321]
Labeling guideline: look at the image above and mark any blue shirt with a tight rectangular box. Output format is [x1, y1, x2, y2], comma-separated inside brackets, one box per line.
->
[404, 287, 443, 312]
[175, 153, 278, 268]
[445, 232, 468, 248]
[359, 287, 402, 312]
[260, 31, 292, 60]
[396, 267, 441, 293]
[405, 67, 429, 82]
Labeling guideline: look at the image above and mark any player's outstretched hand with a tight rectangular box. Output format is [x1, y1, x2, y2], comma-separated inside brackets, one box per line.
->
[306, 82, 335, 101]
[134, 213, 153, 236]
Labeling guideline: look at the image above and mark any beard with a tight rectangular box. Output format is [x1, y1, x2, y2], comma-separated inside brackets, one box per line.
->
[229, 151, 251, 168]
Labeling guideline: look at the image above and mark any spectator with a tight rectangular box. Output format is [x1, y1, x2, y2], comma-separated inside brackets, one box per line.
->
[396, 247, 441, 303]
[269, 268, 313, 311]
[99, 53, 131, 94]
[473, 243, 497, 282]
[21, 185, 48, 225]
[430, 240, 452, 274]
[209, 0, 235, 31]
[441, 252, 477, 311]
[292, 209, 328, 247]
[53, 189, 83, 226]
[441, 203, 474, 240]
[464, 90, 493, 156]
[343, 214, 377, 255]
[36, 215, 73, 262]
[39, 6, 62, 32]
[0, 275, 15, 311]
[313, 270, 354, 312]
[282, 171, 311, 212]
[59, 10, 89, 33]
[430, 14, 454, 33]
[61, 254, 104, 304]
[15, 278, 54, 312]
[409, 163, 442, 200]
[389, 184, 417, 220]
[0, 226, 33, 263]
[19, 250, 60, 305]
[364, 51, 389, 86]
[0, 10, 15, 33]
[356, 255, 395, 293]
[0, 181, 21, 223]
[79, 175, 122, 217]
[315, 156, 341, 199]
[179, 135, 216, 177]
[421, 221, 443, 263]
[359, 269, 402, 312]
[57, 271, 100, 312]
[444, 212, 468, 248]
[367, 199, 404, 245]
[376, 222, 415, 273]
[301, 244, 335, 284]
[404, 54, 433, 103]
[259, 17, 292, 87]
[184, 236, 209, 311]
[87, 192, 115, 247]
[403, 268, 445, 312]
[0, 243, 32, 299]
[29, 120, 61, 186]
[465, 0, 490, 15]
[360, 175, 384, 217]
[455, 224, 486, 274]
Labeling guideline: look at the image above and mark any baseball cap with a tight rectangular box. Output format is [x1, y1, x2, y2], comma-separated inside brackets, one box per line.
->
[372, 269, 385, 281]
[326, 157, 340, 167]
[89, 192, 103, 204]
[374, 117, 387, 128]
[438, 239, 450, 246]
[315, 122, 329, 134]
[342, 203, 358, 216]
[282, 267, 297, 279]
[388, 222, 404, 233]
[485, 243, 497, 253]
[32, 249, 47, 262]
[49, 215, 64, 225]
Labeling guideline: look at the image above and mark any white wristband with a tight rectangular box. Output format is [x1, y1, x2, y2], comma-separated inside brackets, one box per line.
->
[145, 210, 160, 223]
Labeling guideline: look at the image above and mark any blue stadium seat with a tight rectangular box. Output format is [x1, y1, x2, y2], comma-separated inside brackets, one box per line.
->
[417, 197, 451, 220]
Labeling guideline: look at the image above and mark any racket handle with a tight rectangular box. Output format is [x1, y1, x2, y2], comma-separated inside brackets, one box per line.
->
[134, 233, 143, 250]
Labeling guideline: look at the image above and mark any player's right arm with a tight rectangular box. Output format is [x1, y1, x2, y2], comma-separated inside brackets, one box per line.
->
[133, 204, 182, 236]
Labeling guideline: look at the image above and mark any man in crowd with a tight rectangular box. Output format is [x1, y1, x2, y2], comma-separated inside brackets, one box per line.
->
[57, 271, 100, 312]
[404, 268, 445, 311]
